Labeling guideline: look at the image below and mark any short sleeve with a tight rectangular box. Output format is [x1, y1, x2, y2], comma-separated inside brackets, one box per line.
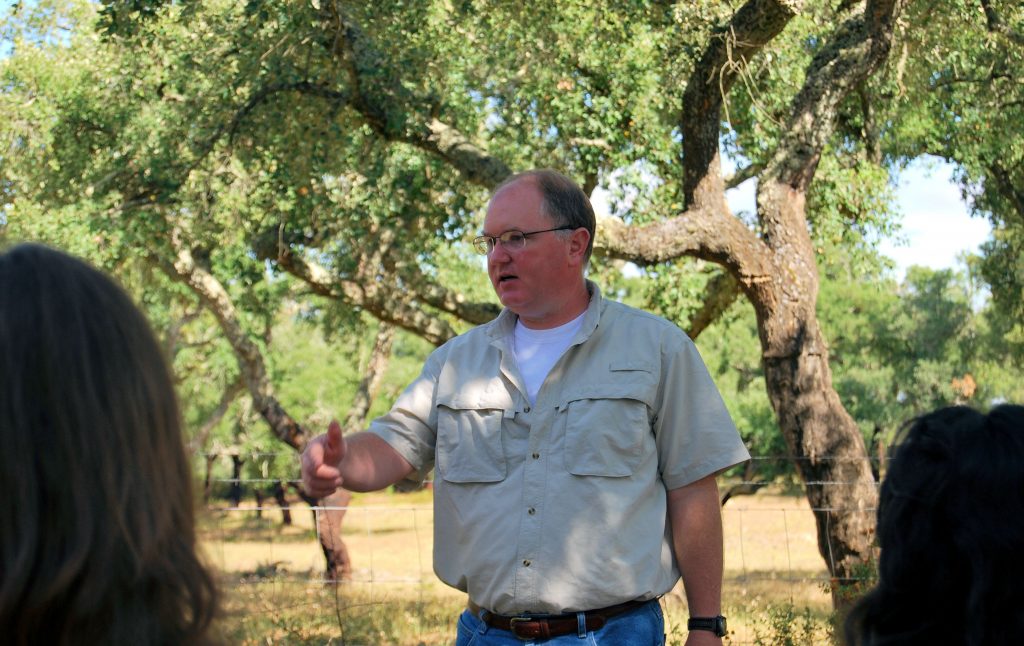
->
[367, 347, 446, 481]
[654, 331, 750, 490]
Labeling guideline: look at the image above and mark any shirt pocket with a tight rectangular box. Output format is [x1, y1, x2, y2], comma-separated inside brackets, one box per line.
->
[561, 362, 656, 478]
[436, 391, 512, 483]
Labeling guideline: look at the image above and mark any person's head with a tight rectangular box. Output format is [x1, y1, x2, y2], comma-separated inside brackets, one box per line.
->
[480, 170, 596, 328]
[845, 404, 1024, 646]
[0, 243, 218, 645]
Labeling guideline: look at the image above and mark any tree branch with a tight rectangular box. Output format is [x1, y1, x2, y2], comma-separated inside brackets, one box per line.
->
[180, 81, 351, 180]
[762, 0, 903, 194]
[724, 162, 764, 189]
[343, 322, 395, 435]
[162, 305, 203, 361]
[417, 118, 514, 188]
[686, 272, 743, 340]
[682, 0, 800, 207]
[272, 248, 459, 346]
[859, 82, 882, 164]
[190, 375, 246, 454]
[593, 0, 793, 302]
[595, 209, 775, 291]
[930, 71, 1015, 89]
[409, 277, 501, 325]
[157, 224, 307, 450]
[321, 1, 512, 188]
[986, 160, 1024, 226]
[980, 0, 1024, 47]
[226, 82, 348, 146]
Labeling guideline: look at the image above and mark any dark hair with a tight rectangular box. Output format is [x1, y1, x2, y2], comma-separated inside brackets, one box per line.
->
[0, 243, 219, 645]
[845, 404, 1024, 646]
[495, 169, 597, 262]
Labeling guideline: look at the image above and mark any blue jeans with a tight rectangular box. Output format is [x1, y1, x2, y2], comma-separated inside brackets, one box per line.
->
[454, 599, 665, 645]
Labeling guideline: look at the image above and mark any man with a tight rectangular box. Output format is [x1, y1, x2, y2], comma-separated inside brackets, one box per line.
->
[302, 169, 749, 645]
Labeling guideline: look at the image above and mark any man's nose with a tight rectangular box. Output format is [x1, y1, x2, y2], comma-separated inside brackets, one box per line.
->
[488, 241, 513, 263]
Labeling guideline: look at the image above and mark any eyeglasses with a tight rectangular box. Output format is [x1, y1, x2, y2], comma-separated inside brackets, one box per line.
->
[472, 226, 577, 255]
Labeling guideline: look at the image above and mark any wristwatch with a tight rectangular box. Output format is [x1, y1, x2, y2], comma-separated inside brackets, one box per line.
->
[687, 615, 727, 637]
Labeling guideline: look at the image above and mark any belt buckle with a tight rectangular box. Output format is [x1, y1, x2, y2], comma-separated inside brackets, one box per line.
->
[508, 616, 538, 641]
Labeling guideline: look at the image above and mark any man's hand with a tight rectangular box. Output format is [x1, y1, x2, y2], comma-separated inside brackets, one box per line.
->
[301, 420, 346, 498]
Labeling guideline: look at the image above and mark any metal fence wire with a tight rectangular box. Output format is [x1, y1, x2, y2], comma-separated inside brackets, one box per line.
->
[201, 454, 882, 644]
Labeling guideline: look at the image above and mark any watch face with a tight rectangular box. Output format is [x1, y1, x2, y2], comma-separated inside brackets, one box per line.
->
[715, 615, 727, 637]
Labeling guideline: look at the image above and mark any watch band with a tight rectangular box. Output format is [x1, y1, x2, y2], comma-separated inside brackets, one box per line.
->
[688, 615, 727, 637]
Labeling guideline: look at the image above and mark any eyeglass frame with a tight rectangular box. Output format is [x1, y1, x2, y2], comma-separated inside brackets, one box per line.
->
[472, 225, 578, 255]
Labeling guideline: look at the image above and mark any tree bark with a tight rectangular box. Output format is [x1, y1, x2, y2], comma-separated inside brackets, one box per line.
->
[203, 452, 217, 504]
[190, 376, 246, 454]
[271, 247, 459, 346]
[272, 481, 293, 526]
[751, 0, 903, 602]
[229, 454, 244, 509]
[159, 224, 306, 450]
[297, 488, 354, 583]
[344, 322, 395, 434]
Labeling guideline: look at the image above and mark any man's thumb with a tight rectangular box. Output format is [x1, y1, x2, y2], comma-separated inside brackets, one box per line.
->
[326, 419, 345, 463]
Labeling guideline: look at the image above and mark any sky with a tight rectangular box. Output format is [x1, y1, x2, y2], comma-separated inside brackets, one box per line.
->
[878, 158, 992, 279]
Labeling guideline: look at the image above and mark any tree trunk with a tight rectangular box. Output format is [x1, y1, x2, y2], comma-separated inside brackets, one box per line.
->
[273, 480, 293, 526]
[203, 452, 217, 504]
[229, 454, 244, 509]
[297, 488, 353, 583]
[750, 170, 880, 606]
[760, 314, 877, 603]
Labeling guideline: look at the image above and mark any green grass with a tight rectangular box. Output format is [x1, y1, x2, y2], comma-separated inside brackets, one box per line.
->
[217, 579, 463, 645]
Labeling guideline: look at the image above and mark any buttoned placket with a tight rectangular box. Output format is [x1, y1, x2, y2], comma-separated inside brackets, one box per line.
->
[517, 402, 551, 606]
[491, 306, 598, 613]
[496, 336, 544, 608]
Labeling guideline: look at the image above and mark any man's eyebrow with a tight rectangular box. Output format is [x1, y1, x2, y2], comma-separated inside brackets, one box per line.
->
[480, 228, 519, 236]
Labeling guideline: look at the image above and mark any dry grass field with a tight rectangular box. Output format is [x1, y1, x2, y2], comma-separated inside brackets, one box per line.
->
[200, 487, 840, 645]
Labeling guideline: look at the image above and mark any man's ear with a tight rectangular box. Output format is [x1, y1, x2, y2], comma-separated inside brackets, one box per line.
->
[568, 228, 591, 263]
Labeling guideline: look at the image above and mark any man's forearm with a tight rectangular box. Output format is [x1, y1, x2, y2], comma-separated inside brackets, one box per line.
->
[339, 432, 415, 492]
[667, 474, 724, 617]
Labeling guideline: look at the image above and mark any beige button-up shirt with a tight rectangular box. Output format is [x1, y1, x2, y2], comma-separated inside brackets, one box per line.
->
[369, 282, 749, 614]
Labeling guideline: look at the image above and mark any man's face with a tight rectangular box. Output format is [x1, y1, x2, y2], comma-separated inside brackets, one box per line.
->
[483, 179, 581, 328]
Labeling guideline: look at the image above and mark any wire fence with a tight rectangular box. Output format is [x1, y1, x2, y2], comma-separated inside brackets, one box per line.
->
[201, 453, 884, 644]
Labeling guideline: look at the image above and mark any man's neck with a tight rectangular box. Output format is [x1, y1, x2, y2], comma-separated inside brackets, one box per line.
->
[517, 282, 591, 330]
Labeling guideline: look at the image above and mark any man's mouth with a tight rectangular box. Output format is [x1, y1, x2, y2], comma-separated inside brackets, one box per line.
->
[498, 274, 518, 284]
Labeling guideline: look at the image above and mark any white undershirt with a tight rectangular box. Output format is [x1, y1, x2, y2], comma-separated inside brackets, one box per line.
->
[512, 312, 586, 405]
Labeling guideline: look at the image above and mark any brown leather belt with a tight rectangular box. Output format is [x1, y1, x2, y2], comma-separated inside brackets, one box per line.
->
[467, 598, 649, 640]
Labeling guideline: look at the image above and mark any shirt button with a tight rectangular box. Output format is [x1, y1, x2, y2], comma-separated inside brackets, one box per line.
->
[528, 507, 536, 515]
[523, 559, 532, 567]
[532, 452, 540, 459]
[524, 406, 531, 413]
